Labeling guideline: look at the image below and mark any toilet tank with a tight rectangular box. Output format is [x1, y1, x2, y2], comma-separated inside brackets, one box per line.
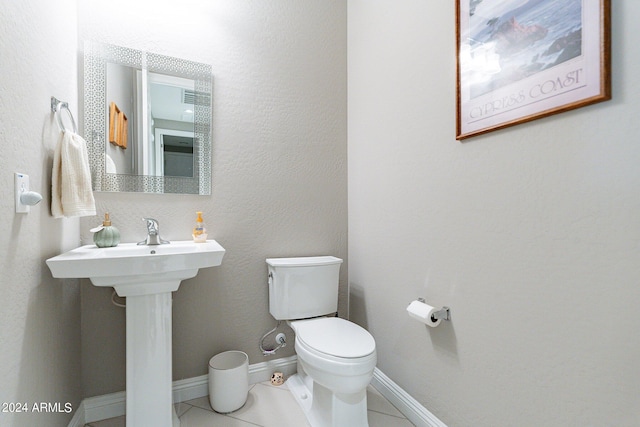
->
[266, 256, 343, 320]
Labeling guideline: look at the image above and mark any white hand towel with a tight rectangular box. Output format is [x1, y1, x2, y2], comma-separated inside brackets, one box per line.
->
[51, 131, 96, 218]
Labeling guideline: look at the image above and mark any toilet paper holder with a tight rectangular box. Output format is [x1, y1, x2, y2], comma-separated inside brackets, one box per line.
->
[418, 298, 451, 322]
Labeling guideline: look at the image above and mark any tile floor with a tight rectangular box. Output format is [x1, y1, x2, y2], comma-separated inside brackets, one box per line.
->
[85, 381, 415, 427]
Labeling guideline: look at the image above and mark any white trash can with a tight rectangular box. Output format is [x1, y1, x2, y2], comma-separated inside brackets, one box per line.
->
[208, 351, 249, 413]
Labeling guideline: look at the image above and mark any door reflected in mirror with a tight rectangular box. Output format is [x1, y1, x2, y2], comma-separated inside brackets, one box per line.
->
[148, 73, 195, 178]
[84, 41, 212, 194]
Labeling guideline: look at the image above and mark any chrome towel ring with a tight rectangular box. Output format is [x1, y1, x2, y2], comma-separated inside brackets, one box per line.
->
[51, 96, 78, 134]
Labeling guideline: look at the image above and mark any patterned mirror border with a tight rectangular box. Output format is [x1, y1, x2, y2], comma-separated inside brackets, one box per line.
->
[83, 41, 212, 194]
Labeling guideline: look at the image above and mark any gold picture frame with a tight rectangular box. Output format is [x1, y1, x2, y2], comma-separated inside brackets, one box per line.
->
[456, 0, 611, 140]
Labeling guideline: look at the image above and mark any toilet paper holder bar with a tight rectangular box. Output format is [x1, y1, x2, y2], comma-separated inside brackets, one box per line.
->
[418, 298, 451, 321]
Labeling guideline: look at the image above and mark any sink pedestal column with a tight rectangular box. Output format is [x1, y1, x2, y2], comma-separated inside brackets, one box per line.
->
[126, 291, 179, 427]
[45, 241, 227, 427]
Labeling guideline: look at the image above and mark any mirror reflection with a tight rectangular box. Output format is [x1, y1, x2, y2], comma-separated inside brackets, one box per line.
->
[84, 41, 212, 194]
[106, 64, 196, 178]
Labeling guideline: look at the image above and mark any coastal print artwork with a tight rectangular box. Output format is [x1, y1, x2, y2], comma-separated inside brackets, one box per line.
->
[456, 0, 610, 140]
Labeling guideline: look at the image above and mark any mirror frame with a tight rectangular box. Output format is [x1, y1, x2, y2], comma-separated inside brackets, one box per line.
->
[83, 41, 212, 194]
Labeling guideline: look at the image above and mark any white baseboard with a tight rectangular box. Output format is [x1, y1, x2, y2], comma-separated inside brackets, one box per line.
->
[66, 400, 85, 427]
[82, 390, 126, 424]
[69, 356, 446, 427]
[248, 354, 299, 384]
[73, 355, 299, 425]
[371, 368, 447, 427]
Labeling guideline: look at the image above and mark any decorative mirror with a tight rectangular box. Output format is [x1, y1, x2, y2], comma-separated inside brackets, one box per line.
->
[83, 41, 212, 194]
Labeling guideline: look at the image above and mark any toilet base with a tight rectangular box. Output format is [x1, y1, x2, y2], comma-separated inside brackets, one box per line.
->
[287, 371, 369, 427]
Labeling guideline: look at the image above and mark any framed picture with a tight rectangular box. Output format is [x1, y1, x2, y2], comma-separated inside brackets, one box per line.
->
[456, 0, 610, 140]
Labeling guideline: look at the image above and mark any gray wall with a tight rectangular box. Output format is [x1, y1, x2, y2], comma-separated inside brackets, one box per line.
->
[78, 0, 348, 397]
[348, 1, 640, 426]
[0, 1, 83, 426]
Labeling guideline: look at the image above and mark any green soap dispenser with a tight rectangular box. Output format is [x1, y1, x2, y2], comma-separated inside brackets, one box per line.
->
[92, 212, 120, 248]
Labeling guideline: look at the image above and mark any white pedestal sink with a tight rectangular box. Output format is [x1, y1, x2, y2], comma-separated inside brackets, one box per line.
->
[46, 240, 226, 427]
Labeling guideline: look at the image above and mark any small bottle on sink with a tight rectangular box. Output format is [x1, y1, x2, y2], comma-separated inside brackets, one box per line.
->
[192, 211, 208, 243]
[92, 212, 120, 248]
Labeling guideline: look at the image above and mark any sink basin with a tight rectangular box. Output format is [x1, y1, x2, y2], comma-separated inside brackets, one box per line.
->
[46, 239, 225, 427]
[46, 239, 225, 296]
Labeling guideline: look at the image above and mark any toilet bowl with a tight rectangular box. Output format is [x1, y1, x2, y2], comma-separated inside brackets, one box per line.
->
[266, 256, 377, 427]
[287, 317, 376, 427]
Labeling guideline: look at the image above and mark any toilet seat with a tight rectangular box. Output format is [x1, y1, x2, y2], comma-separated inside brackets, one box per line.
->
[291, 317, 376, 359]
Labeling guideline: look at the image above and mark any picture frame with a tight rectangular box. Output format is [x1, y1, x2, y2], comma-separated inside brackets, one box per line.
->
[109, 102, 128, 148]
[456, 0, 611, 140]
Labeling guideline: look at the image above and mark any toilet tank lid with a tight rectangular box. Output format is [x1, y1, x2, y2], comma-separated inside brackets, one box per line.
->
[266, 256, 342, 267]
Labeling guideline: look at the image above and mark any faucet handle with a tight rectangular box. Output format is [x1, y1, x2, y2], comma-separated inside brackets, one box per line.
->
[142, 217, 159, 235]
[138, 218, 170, 245]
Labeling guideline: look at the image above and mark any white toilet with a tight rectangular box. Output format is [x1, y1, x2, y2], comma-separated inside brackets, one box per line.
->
[266, 256, 377, 427]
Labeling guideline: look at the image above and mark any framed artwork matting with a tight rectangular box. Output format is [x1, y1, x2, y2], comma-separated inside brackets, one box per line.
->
[456, 0, 611, 140]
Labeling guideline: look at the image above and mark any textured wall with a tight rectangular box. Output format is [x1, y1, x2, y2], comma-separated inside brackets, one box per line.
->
[0, 1, 82, 426]
[78, 0, 347, 396]
[348, 1, 640, 426]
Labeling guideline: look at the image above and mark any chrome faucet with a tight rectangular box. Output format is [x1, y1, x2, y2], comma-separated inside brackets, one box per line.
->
[137, 218, 170, 245]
